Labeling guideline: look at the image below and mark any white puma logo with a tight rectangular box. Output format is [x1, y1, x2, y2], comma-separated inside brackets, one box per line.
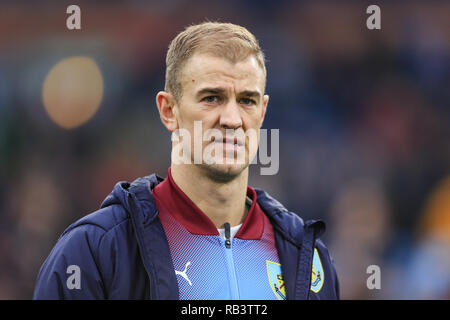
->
[175, 261, 192, 286]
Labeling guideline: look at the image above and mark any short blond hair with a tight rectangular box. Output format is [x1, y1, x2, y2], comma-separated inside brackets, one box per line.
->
[165, 21, 266, 102]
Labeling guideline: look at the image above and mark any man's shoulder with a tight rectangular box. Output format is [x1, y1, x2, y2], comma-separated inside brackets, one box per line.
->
[254, 188, 305, 236]
[254, 187, 327, 245]
[60, 203, 131, 241]
[45, 204, 134, 276]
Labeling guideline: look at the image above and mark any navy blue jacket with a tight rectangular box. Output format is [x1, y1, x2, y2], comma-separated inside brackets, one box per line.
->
[33, 174, 339, 300]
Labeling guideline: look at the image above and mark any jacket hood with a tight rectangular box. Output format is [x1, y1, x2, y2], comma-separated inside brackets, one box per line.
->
[100, 173, 324, 247]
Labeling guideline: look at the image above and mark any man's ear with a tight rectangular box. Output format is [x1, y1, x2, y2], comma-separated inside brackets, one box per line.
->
[156, 91, 179, 132]
[259, 94, 269, 128]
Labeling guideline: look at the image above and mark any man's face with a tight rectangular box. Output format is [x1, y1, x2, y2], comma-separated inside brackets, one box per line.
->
[173, 53, 268, 181]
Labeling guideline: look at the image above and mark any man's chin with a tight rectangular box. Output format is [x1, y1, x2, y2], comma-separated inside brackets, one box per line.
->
[198, 162, 248, 183]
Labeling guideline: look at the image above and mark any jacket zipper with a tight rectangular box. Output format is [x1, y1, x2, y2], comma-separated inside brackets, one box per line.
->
[127, 193, 153, 299]
[223, 222, 239, 299]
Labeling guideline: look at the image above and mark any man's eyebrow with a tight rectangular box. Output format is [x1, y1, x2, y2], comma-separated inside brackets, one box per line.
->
[196, 87, 226, 97]
[196, 87, 261, 98]
[239, 90, 261, 98]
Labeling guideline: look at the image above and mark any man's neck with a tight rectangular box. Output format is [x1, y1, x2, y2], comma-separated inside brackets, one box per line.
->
[170, 164, 249, 228]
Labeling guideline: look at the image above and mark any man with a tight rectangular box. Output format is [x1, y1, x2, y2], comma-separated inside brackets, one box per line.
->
[33, 22, 339, 300]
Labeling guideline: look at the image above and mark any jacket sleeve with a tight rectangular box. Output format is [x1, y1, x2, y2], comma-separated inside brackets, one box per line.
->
[33, 224, 108, 299]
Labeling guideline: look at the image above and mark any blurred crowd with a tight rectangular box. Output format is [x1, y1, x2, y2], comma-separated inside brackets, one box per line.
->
[0, 1, 449, 299]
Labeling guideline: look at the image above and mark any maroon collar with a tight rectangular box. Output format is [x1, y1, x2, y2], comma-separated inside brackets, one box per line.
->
[152, 168, 264, 240]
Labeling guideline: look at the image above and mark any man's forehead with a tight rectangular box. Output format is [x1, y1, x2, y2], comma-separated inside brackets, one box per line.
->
[181, 53, 265, 92]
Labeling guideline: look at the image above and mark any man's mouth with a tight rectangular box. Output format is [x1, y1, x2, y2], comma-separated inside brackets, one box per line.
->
[212, 137, 244, 147]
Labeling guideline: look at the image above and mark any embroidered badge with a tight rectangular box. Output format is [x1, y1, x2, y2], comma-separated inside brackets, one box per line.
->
[266, 260, 286, 300]
[310, 248, 324, 293]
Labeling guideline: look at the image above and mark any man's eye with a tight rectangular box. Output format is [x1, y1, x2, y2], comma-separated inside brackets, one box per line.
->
[202, 96, 219, 103]
[240, 98, 256, 105]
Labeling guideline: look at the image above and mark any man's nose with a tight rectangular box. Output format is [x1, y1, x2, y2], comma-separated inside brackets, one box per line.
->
[219, 100, 243, 129]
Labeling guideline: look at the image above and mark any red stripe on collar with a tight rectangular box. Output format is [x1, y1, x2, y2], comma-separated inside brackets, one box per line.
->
[152, 168, 264, 240]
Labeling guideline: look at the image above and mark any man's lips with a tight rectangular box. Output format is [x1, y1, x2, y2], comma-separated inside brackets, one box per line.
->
[212, 137, 244, 146]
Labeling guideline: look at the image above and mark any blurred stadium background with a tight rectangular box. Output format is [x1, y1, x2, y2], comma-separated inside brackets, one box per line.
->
[0, 0, 449, 299]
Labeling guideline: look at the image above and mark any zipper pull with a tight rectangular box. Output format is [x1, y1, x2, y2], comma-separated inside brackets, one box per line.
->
[224, 222, 231, 248]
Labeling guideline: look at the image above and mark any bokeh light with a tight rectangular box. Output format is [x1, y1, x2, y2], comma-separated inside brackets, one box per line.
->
[42, 56, 104, 129]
